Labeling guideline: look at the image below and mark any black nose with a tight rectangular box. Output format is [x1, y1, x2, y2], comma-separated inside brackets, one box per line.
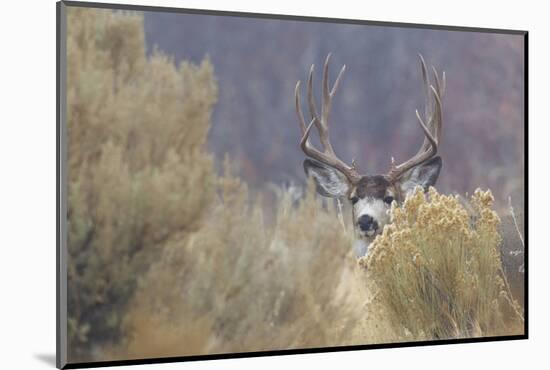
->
[358, 214, 378, 232]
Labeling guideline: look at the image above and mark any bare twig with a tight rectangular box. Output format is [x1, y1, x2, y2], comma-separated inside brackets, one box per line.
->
[336, 198, 346, 233]
[508, 196, 524, 247]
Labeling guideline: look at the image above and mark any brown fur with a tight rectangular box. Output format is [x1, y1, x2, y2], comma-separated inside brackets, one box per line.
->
[354, 176, 392, 200]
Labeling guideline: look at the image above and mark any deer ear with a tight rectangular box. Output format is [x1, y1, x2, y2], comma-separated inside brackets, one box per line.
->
[303, 159, 350, 198]
[397, 156, 442, 196]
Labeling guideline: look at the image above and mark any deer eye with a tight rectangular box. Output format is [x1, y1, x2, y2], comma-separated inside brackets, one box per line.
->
[383, 196, 394, 205]
[350, 196, 359, 205]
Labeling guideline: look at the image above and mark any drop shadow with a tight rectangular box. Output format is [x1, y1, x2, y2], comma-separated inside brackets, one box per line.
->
[34, 353, 56, 367]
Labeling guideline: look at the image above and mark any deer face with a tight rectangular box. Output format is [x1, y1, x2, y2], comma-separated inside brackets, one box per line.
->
[349, 175, 394, 239]
[304, 157, 442, 252]
[295, 54, 445, 257]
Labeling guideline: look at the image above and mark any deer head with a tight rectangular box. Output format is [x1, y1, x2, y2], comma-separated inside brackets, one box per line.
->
[295, 53, 445, 256]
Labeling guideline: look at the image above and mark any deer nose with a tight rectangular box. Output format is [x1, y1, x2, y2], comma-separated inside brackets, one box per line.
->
[358, 214, 378, 232]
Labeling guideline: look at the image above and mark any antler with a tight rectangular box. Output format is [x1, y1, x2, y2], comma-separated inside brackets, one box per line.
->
[385, 54, 446, 182]
[295, 53, 361, 184]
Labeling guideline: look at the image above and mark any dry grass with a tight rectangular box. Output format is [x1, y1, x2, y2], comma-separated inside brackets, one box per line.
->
[111, 182, 524, 361]
[110, 167, 369, 360]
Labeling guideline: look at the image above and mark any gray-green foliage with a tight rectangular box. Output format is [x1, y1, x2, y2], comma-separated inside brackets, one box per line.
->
[66, 8, 217, 360]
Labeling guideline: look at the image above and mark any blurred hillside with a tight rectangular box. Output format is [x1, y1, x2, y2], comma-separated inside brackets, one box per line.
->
[143, 12, 524, 205]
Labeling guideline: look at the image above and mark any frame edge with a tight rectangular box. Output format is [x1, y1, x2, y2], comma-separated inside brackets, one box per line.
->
[57, 1, 68, 368]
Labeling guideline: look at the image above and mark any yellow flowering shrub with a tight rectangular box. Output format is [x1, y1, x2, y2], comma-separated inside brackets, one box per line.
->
[359, 187, 523, 340]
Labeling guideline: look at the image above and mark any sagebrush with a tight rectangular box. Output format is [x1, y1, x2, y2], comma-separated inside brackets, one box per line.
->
[66, 7, 217, 360]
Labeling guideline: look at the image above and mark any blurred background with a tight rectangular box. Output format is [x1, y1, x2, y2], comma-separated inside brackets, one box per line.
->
[143, 11, 525, 205]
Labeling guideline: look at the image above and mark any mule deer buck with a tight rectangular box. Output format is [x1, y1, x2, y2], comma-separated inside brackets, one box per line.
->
[295, 53, 445, 257]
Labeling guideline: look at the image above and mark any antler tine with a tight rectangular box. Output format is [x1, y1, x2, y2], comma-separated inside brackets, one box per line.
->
[419, 54, 431, 124]
[304, 54, 346, 156]
[414, 55, 446, 156]
[300, 117, 317, 153]
[322, 53, 346, 123]
[427, 64, 444, 149]
[386, 55, 444, 182]
[432, 65, 446, 97]
[295, 54, 360, 184]
[294, 81, 309, 136]
[307, 64, 323, 136]
[322, 53, 332, 123]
